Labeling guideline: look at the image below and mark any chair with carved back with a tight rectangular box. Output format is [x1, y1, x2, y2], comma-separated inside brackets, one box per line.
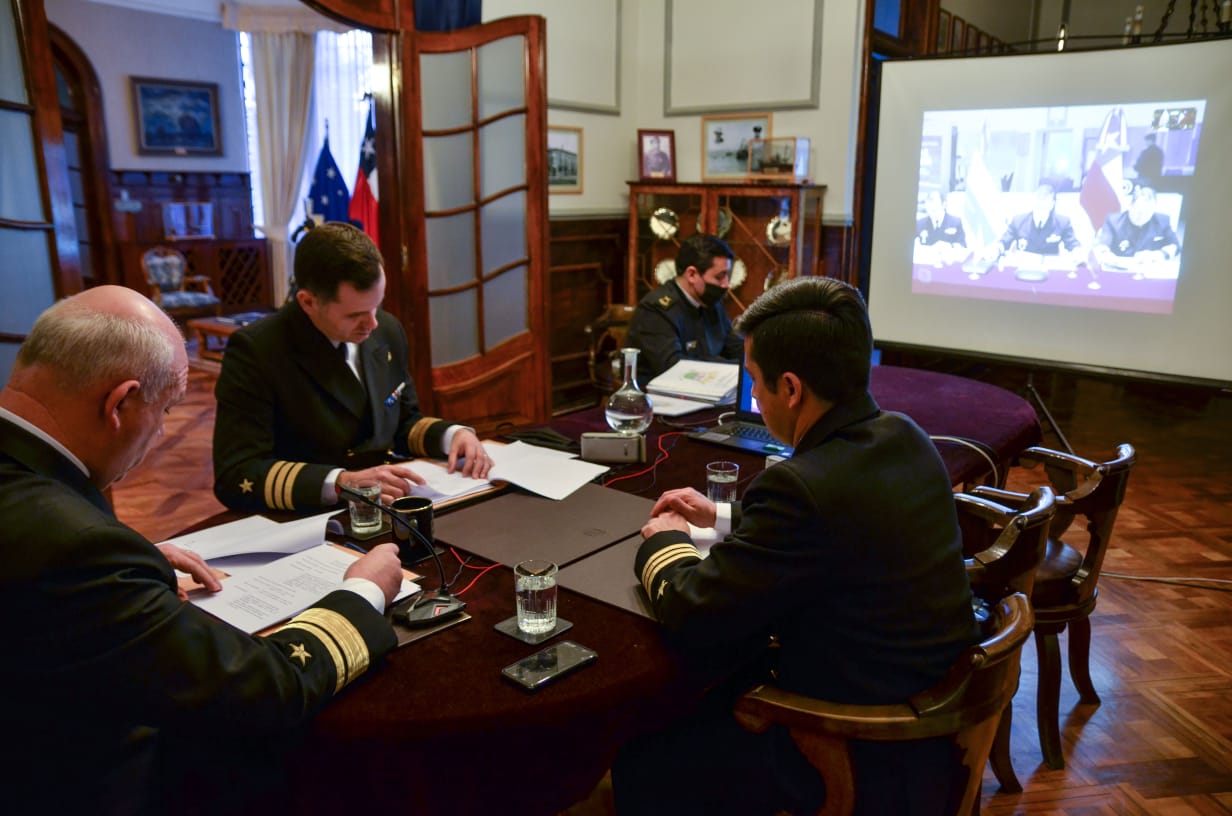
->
[583, 303, 636, 395]
[733, 593, 1035, 816]
[967, 443, 1136, 776]
[142, 246, 221, 321]
[956, 486, 1055, 793]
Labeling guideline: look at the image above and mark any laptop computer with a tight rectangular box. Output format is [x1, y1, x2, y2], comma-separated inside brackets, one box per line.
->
[687, 366, 793, 457]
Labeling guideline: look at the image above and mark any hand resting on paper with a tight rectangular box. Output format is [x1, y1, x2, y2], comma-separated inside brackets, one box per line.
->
[650, 487, 717, 529]
[345, 542, 404, 607]
[339, 464, 427, 505]
[447, 428, 492, 480]
[158, 543, 223, 601]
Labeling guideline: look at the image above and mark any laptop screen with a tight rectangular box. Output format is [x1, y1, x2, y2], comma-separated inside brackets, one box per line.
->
[735, 365, 764, 423]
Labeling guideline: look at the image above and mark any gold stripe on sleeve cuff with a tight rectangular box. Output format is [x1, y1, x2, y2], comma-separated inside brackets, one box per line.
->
[641, 542, 701, 592]
[280, 620, 348, 692]
[406, 416, 441, 456]
[288, 607, 371, 690]
[263, 460, 307, 510]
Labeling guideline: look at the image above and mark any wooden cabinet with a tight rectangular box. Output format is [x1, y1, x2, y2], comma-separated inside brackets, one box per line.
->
[625, 181, 825, 315]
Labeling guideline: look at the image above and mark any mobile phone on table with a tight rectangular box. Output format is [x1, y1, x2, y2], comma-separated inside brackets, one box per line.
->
[501, 640, 597, 692]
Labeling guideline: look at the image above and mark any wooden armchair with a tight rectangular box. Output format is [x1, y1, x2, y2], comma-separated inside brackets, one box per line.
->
[142, 246, 221, 320]
[967, 443, 1136, 773]
[956, 485, 1055, 793]
[583, 304, 636, 395]
[734, 593, 1035, 816]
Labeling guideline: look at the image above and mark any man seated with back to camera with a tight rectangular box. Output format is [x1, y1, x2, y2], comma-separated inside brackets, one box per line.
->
[0, 286, 404, 814]
[624, 233, 744, 385]
[1093, 185, 1180, 271]
[213, 221, 491, 514]
[612, 278, 980, 815]
[990, 183, 1086, 266]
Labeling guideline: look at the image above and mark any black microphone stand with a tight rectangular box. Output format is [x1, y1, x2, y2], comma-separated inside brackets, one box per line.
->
[337, 485, 467, 626]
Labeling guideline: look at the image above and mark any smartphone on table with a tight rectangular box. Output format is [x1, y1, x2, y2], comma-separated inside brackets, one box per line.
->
[501, 640, 597, 692]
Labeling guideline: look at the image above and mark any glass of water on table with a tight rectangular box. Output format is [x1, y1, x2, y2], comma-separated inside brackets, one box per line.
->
[706, 461, 739, 504]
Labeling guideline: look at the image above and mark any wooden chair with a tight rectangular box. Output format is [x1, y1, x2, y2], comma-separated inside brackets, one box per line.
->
[968, 444, 1136, 773]
[583, 304, 636, 395]
[956, 486, 1055, 793]
[142, 246, 221, 320]
[734, 593, 1035, 816]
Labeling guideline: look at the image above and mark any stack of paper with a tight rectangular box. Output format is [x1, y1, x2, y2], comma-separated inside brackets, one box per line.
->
[163, 512, 418, 634]
[646, 360, 739, 405]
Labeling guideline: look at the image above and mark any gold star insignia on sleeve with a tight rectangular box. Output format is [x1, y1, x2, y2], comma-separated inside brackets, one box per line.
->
[289, 643, 311, 666]
[656, 580, 668, 600]
[658, 295, 673, 308]
[239, 478, 254, 494]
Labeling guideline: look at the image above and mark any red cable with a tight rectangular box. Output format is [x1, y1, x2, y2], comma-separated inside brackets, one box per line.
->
[604, 431, 687, 487]
[452, 561, 502, 596]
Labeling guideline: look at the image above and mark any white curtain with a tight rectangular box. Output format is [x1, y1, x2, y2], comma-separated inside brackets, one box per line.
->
[297, 30, 375, 219]
[249, 31, 315, 305]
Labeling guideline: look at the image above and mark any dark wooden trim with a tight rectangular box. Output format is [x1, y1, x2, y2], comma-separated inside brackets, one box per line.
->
[301, 0, 404, 32]
[17, 0, 82, 299]
[49, 23, 118, 288]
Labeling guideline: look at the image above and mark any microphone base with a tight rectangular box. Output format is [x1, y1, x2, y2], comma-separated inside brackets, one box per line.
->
[395, 538, 446, 567]
[397, 590, 467, 628]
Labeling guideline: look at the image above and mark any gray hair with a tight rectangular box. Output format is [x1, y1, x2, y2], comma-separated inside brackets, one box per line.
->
[17, 302, 179, 402]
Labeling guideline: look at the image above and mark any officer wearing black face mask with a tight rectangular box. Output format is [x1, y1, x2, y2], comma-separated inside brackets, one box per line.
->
[626, 233, 745, 385]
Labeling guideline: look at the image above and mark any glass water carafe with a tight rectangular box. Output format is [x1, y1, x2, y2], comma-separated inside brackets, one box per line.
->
[605, 348, 654, 435]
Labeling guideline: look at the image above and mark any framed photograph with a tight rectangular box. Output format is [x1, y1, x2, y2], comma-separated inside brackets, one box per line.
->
[978, 31, 991, 54]
[950, 16, 965, 55]
[547, 125, 583, 194]
[963, 25, 980, 54]
[130, 77, 221, 156]
[637, 129, 676, 181]
[701, 113, 772, 181]
[937, 10, 952, 52]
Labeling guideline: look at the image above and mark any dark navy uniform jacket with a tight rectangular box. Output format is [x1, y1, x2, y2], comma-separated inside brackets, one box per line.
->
[625, 279, 743, 384]
[1096, 211, 1179, 257]
[998, 211, 1080, 255]
[916, 213, 967, 247]
[213, 301, 451, 512]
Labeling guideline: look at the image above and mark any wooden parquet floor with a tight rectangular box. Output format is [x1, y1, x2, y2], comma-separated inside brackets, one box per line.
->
[112, 361, 1232, 814]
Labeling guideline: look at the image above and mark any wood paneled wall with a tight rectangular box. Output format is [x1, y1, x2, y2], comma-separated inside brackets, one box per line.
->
[109, 170, 272, 311]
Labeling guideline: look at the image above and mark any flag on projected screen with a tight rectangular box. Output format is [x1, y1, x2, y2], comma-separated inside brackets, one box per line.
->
[1080, 106, 1129, 233]
[962, 122, 1001, 250]
[308, 134, 350, 223]
[348, 101, 379, 244]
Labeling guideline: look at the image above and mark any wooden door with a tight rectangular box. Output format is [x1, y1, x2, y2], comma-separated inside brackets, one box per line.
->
[400, 16, 550, 433]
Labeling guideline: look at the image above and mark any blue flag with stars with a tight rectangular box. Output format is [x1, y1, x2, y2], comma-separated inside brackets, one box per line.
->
[308, 136, 350, 222]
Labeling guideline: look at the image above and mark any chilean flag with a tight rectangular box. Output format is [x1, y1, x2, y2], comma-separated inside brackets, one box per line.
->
[1080, 107, 1129, 233]
[962, 121, 1002, 249]
[348, 101, 379, 244]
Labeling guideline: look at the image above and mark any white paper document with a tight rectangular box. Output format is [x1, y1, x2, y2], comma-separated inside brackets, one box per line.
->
[650, 394, 714, 417]
[191, 543, 419, 634]
[407, 459, 495, 504]
[483, 440, 609, 501]
[647, 360, 740, 405]
[158, 510, 336, 561]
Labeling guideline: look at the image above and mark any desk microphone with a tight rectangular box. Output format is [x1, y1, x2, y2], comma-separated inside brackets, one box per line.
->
[337, 485, 467, 627]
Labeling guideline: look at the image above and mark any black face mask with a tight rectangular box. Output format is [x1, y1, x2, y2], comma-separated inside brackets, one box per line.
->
[699, 282, 726, 308]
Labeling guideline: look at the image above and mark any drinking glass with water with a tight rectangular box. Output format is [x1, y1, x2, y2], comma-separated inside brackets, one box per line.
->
[706, 461, 739, 504]
[515, 560, 558, 635]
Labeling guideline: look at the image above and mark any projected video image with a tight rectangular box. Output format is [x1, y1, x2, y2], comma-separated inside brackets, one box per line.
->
[912, 100, 1205, 314]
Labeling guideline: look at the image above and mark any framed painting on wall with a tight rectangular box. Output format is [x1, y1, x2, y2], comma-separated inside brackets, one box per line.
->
[937, 10, 952, 53]
[701, 112, 772, 181]
[547, 125, 583, 194]
[130, 77, 221, 156]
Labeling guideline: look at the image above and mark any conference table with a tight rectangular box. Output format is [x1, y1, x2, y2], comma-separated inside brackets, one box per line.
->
[205, 365, 1041, 815]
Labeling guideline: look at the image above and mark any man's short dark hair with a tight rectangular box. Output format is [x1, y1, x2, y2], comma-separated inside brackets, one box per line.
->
[733, 277, 872, 404]
[293, 221, 383, 302]
[676, 234, 734, 277]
